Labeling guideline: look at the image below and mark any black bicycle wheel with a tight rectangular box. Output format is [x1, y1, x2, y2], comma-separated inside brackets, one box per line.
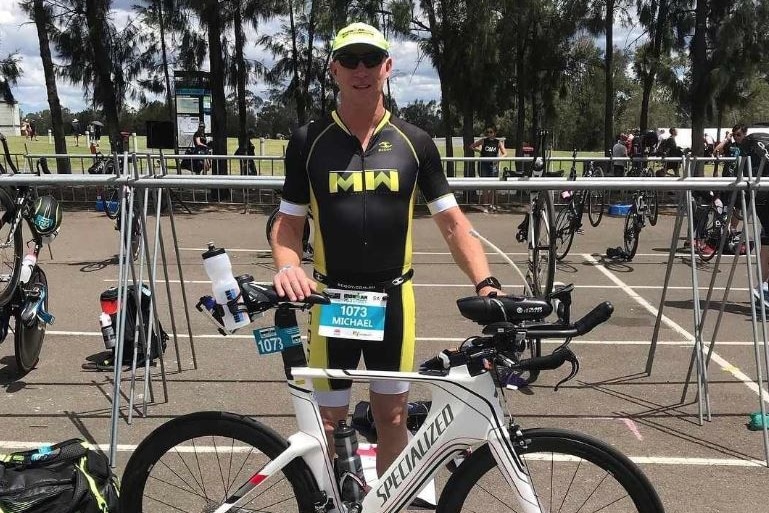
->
[265, 208, 312, 259]
[0, 187, 23, 307]
[588, 167, 605, 227]
[120, 411, 322, 513]
[13, 266, 47, 375]
[528, 193, 555, 297]
[437, 428, 665, 513]
[554, 206, 575, 261]
[624, 207, 640, 259]
[646, 191, 659, 226]
[103, 186, 120, 220]
[695, 207, 721, 263]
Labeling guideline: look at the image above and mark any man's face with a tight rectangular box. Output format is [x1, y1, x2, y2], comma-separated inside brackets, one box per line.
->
[330, 46, 392, 103]
[733, 129, 746, 143]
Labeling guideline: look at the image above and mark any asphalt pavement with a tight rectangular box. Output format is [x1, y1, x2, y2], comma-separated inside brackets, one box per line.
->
[1, 198, 768, 512]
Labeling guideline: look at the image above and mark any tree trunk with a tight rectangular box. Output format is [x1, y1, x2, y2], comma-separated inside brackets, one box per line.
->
[156, 0, 173, 121]
[690, 0, 708, 175]
[84, 0, 121, 150]
[603, 0, 614, 156]
[234, 1, 248, 153]
[33, 0, 70, 173]
[288, 1, 306, 125]
[462, 106, 475, 178]
[204, 0, 228, 182]
[440, 82, 455, 177]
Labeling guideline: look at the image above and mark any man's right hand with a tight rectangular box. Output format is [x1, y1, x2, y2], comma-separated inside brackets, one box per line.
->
[273, 264, 317, 301]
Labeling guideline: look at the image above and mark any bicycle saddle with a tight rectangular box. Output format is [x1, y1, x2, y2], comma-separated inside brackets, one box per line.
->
[457, 295, 553, 325]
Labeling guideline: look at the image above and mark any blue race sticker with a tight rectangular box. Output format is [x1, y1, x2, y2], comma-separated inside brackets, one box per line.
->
[253, 325, 302, 355]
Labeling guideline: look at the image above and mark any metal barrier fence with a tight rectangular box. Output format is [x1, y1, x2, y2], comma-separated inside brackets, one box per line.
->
[1, 151, 768, 466]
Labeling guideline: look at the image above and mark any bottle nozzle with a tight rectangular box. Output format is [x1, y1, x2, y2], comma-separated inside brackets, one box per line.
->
[207, 241, 216, 250]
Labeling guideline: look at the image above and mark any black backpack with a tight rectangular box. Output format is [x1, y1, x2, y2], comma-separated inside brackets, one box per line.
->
[0, 438, 119, 513]
[101, 284, 168, 365]
[739, 133, 769, 203]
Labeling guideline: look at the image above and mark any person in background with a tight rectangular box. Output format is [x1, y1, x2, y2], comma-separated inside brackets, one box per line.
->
[270, 21, 502, 478]
[470, 125, 507, 212]
[72, 119, 81, 147]
[612, 134, 628, 177]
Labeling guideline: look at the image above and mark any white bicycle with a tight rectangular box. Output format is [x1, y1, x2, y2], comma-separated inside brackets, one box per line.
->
[121, 281, 664, 513]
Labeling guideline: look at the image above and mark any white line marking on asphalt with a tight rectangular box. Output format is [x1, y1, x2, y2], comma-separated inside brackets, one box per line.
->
[45, 330, 758, 345]
[585, 253, 769, 405]
[100, 278, 752, 292]
[0, 441, 763, 466]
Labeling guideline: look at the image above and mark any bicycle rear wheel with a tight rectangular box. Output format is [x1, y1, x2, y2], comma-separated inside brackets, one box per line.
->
[13, 266, 48, 375]
[695, 207, 721, 262]
[265, 208, 313, 260]
[437, 428, 665, 513]
[623, 206, 640, 259]
[120, 411, 322, 513]
[554, 206, 575, 261]
[0, 187, 22, 307]
[646, 191, 659, 226]
[528, 193, 555, 296]
[588, 168, 605, 227]
[103, 186, 120, 220]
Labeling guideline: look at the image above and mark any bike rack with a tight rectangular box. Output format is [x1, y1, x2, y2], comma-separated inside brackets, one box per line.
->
[646, 154, 769, 466]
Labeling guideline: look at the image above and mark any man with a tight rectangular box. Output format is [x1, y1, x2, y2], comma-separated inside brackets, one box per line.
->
[659, 127, 681, 176]
[612, 134, 628, 177]
[270, 22, 502, 477]
[470, 126, 507, 212]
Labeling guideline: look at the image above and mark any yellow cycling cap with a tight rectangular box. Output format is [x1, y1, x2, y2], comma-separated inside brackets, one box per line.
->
[332, 22, 389, 54]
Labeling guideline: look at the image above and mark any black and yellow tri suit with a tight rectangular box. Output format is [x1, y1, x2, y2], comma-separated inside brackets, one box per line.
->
[279, 110, 457, 391]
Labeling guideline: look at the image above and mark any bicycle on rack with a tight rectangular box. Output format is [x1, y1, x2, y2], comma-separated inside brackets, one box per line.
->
[88, 151, 142, 260]
[553, 150, 606, 260]
[508, 129, 556, 297]
[120, 276, 664, 513]
[691, 191, 742, 262]
[0, 133, 58, 375]
[622, 187, 657, 261]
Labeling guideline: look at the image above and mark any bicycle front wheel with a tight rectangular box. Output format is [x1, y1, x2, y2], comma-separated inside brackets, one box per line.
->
[528, 193, 555, 296]
[0, 187, 22, 307]
[14, 266, 48, 375]
[624, 207, 640, 260]
[120, 411, 322, 513]
[588, 167, 605, 227]
[646, 191, 659, 226]
[554, 206, 575, 261]
[103, 186, 120, 220]
[437, 428, 665, 513]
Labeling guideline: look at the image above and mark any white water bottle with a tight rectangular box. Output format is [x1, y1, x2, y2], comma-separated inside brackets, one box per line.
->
[19, 252, 37, 284]
[202, 242, 249, 331]
[99, 312, 116, 349]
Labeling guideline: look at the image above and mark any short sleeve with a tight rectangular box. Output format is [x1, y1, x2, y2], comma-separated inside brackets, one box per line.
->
[415, 133, 457, 215]
[280, 127, 310, 217]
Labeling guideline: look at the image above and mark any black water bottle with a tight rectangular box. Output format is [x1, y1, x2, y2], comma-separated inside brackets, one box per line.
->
[334, 420, 366, 504]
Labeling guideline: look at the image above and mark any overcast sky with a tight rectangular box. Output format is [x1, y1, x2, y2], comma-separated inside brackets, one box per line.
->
[0, 0, 643, 116]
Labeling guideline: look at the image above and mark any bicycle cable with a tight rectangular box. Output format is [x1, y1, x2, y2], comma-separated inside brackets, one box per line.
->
[470, 229, 532, 296]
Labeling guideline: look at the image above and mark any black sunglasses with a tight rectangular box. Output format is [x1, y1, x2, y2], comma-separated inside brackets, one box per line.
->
[335, 52, 387, 69]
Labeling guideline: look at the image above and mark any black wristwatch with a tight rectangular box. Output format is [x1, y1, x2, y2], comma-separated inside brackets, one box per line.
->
[475, 276, 502, 294]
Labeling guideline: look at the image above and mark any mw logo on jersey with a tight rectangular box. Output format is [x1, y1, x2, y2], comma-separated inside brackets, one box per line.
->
[328, 170, 399, 193]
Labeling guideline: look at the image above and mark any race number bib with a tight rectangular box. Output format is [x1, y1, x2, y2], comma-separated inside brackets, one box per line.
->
[253, 325, 302, 355]
[318, 289, 388, 341]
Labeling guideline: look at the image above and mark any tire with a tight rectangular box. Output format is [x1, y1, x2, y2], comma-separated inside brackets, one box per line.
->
[695, 207, 721, 263]
[528, 192, 555, 297]
[14, 266, 47, 375]
[588, 168, 605, 227]
[0, 187, 23, 307]
[437, 428, 665, 513]
[554, 206, 575, 261]
[624, 206, 641, 260]
[120, 411, 322, 513]
[265, 208, 313, 261]
[646, 190, 659, 226]
[103, 186, 120, 220]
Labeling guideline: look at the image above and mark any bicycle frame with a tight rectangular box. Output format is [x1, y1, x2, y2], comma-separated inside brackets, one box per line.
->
[222, 365, 542, 513]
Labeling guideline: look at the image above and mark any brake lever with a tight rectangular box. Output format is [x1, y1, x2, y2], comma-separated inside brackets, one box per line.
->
[553, 347, 580, 391]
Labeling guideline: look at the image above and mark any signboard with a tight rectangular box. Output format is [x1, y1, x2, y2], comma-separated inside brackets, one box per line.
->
[174, 70, 211, 150]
